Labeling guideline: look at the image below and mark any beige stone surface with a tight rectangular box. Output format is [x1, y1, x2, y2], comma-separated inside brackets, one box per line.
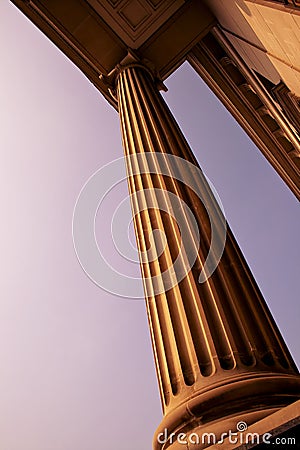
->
[205, 0, 300, 95]
[207, 400, 300, 449]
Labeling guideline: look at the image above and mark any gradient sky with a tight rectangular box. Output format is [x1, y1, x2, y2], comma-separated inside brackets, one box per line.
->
[1, 2, 299, 450]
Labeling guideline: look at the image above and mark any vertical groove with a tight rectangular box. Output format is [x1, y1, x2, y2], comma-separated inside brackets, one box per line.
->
[128, 68, 235, 371]
[116, 63, 299, 414]
[118, 79, 173, 400]
[154, 93, 291, 368]
[119, 75, 183, 395]
[128, 69, 211, 383]
[126, 69, 199, 387]
[119, 71, 199, 391]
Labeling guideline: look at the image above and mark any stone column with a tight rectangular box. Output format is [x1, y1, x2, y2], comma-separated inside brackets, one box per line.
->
[109, 55, 300, 448]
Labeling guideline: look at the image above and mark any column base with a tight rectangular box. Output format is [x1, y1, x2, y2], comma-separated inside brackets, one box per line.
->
[153, 372, 300, 449]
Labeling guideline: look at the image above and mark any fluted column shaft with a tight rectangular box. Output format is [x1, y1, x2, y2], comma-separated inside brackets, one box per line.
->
[115, 62, 300, 448]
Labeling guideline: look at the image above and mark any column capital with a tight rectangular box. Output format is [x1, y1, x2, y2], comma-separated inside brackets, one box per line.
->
[99, 50, 167, 101]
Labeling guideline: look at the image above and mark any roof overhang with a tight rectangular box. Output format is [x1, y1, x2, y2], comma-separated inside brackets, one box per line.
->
[11, 0, 216, 108]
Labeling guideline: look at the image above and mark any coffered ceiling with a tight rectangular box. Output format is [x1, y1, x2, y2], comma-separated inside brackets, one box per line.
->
[86, 0, 184, 48]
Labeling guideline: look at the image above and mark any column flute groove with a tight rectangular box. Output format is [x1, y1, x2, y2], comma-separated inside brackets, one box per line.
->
[119, 78, 185, 397]
[119, 71, 203, 395]
[119, 68, 219, 384]
[119, 70, 201, 390]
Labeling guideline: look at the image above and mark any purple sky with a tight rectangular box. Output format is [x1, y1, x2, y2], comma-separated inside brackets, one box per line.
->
[1, 2, 299, 450]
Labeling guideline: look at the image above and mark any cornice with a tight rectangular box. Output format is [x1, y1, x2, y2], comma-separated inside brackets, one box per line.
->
[11, 0, 215, 109]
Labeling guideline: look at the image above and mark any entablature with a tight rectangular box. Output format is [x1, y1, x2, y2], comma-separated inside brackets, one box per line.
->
[12, 0, 215, 107]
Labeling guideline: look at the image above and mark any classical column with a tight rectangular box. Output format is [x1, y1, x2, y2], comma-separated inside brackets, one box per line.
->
[107, 55, 300, 448]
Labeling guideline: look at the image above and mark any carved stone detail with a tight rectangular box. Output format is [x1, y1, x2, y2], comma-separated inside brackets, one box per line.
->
[86, 0, 184, 48]
[188, 30, 300, 199]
